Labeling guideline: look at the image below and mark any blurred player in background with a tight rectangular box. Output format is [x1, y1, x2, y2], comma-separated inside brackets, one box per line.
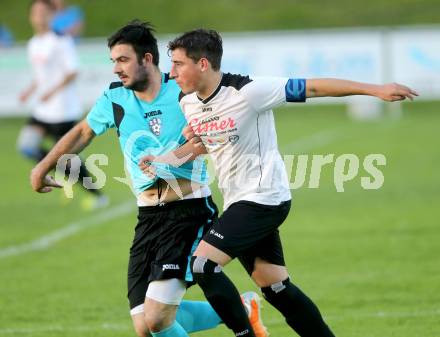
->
[30, 21, 267, 337]
[18, 0, 107, 210]
[140, 28, 418, 337]
[50, 0, 84, 39]
[0, 23, 14, 47]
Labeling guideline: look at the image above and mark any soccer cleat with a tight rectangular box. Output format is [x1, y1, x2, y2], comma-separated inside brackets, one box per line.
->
[81, 194, 110, 211]
[241, 291, 269, 337]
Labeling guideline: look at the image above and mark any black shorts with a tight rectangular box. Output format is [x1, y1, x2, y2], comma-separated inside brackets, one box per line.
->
[28, 117, 76, 140]
[127, 196, 218, 309]
[203, 200, 291, 275]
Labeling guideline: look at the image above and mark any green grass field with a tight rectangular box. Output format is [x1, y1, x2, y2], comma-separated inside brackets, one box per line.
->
[3, 0, 440, 41]
[0, 101, 439, 337]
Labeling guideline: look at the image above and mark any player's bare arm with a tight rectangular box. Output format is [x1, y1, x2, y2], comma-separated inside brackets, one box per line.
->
[306, 78, 419, 101]
[138, 137, 207, 177]
[182, 125, 205, 148]
[19, 80, 37, 103]
[30, 119, 95, 193]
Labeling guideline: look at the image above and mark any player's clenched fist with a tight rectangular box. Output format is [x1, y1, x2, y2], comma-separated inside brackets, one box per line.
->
[30, 168, 62, 193]
[183, 125, 205, 149]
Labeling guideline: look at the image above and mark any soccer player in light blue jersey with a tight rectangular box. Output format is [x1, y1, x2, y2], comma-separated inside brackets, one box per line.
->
[30, 21, 265, 337]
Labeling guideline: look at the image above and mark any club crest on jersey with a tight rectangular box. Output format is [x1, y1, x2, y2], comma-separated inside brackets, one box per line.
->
[149, 117, 162, 136]
[229, 135, 239, 144]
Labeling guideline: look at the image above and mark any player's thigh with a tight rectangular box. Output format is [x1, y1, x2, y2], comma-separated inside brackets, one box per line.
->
[197, 201, 280, 264]
[239, 226, 288, 286]
[193, 239, 233, 266]
[200, 200, 290, 269]
[48, 121, 76, 140]
[128, 197, 217, 309]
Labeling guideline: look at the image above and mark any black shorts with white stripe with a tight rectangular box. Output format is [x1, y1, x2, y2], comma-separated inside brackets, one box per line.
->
[127, 196, 218, 309]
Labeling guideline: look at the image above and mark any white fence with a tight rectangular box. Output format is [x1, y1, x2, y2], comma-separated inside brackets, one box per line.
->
[0, 25, 439, 117]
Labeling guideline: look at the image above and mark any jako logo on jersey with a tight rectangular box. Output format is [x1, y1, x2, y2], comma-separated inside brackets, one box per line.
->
[162, 264, 180, 271]
[200, 116, 219, 124]
[144, 110, 163, 118]
[210, 229, 224, 240]
[189, 117, 235, 133]
[229, 135, 239, 144]
[236, 329, 249, 336]
[149, 118, 162, 136]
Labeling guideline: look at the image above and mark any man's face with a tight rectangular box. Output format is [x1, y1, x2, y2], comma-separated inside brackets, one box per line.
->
[170, 48, 202, 94]
[30, 2, 53, 33]
[110, 43, 149, 91]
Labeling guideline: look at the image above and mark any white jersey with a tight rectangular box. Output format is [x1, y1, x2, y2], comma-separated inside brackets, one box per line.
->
[27, 31, 81, 123]
[179, 73, 306, 210]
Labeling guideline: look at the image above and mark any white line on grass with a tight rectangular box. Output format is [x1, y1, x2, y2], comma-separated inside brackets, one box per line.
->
[0, 309, 439, 334]
[0, 200, 135, 259]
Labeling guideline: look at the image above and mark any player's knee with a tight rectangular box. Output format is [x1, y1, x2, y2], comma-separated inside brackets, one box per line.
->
[133, 322, 148, 337]
[190, 256, 223, 283]
[144, 308, 174, 333]
[261, 277, 293, 303]
[131, 309, 149, 337]
[251, 263, 289, 288]
[16, 126, 43, 160]
[16, 140, 40, 160]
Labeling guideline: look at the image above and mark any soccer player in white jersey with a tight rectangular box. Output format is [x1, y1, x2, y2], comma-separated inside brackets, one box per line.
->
[18, 0, 107, 209]
[30, 21, 267, 337]
[140, 29, 418, 337]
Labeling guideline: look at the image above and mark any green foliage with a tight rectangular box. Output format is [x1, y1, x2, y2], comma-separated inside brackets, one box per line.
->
[0, 101, 439, 336]
[2, 0, 440, 41]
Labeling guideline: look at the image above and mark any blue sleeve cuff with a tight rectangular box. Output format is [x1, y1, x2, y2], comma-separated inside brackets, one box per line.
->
[285, 78, 306, 102]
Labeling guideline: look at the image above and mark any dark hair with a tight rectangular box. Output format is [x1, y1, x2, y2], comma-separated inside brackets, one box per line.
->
[107, 20, 159, 66]
[30, 0, 56, 10]
[168, 29, 222, 71]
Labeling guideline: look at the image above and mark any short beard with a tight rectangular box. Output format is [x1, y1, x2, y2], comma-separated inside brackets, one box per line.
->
[125, 68, 150, 92]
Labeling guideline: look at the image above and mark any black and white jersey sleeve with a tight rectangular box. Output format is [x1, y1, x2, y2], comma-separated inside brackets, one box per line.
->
[241, 77, 307, 113]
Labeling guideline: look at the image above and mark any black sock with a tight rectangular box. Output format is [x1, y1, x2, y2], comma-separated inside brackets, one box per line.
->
[261, 278, 335, 337]
[31, 148, 47, 162]
[191, 256, 255, 337]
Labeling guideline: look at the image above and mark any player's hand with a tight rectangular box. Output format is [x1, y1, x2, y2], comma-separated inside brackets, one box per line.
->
[375, 83, 419, 102]
[138, 155, 157, 179]
[19, 91, 31, 103]
[189, 135, 205, 150]
[30, 169, 62, 193]
[182, 125, 205, 149]
[182, 125, 196, 141]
